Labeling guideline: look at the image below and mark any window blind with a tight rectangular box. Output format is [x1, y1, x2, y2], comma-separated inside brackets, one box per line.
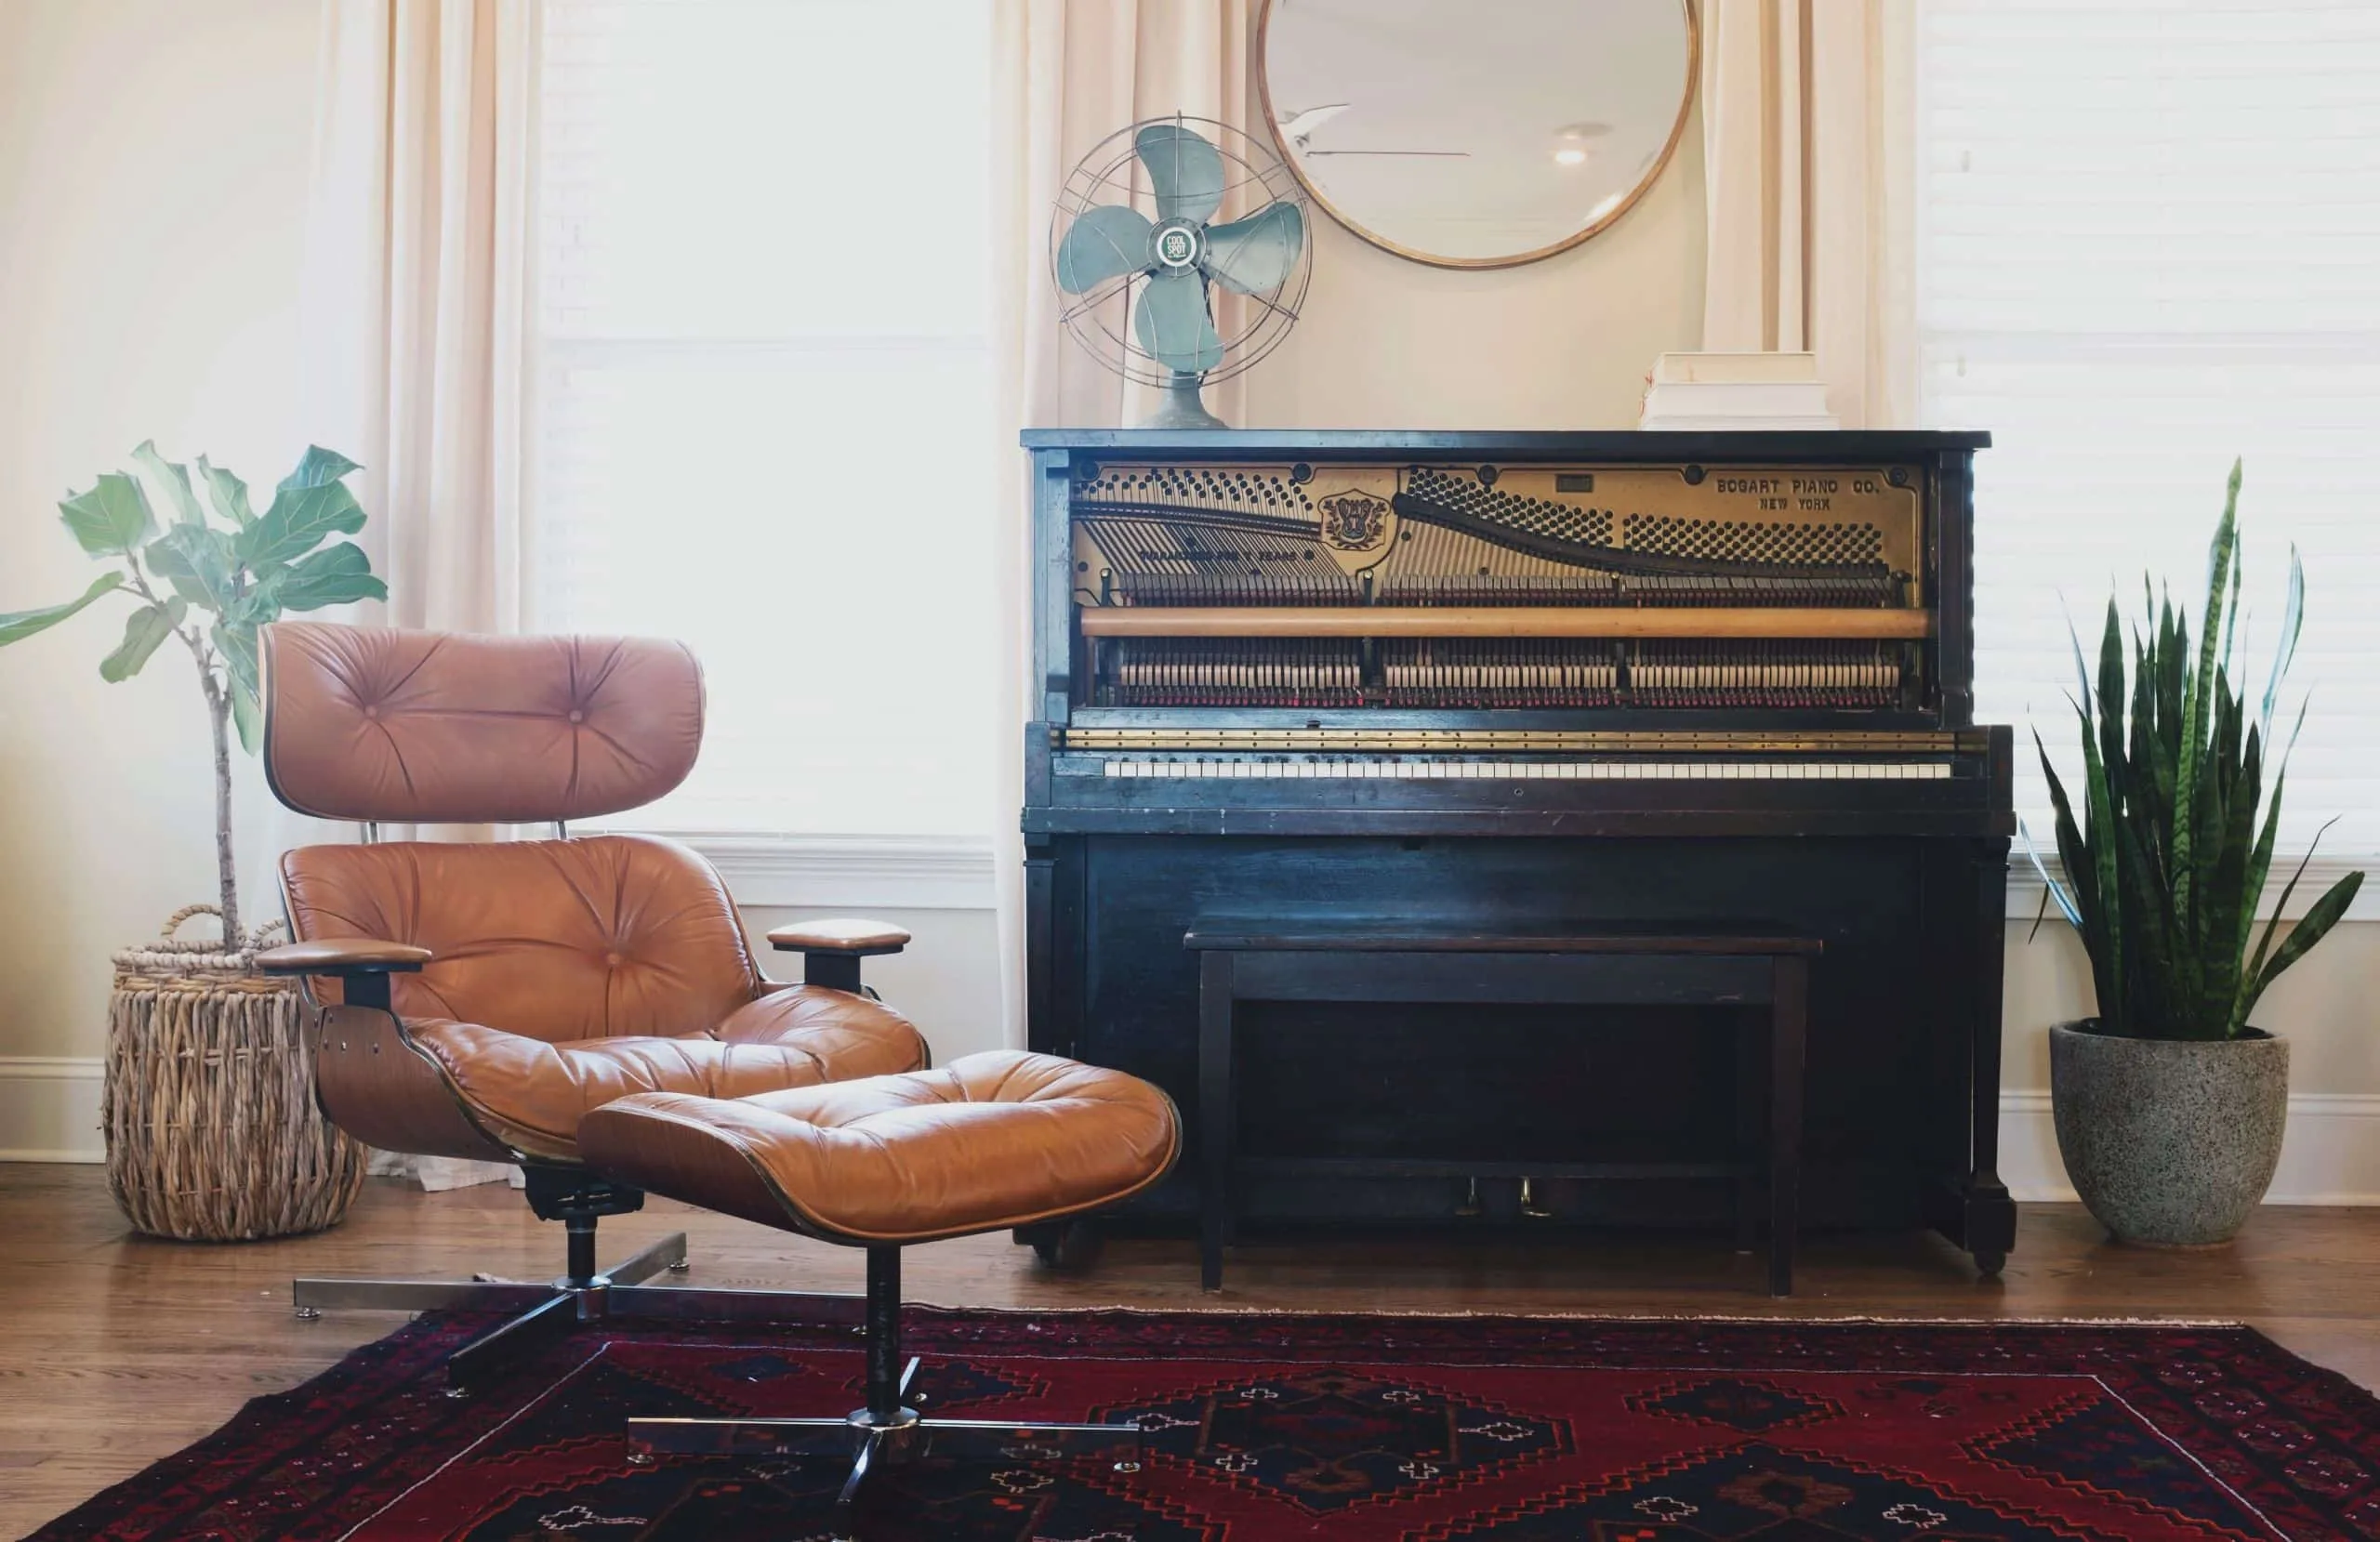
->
[1917, 0, 2380, 860]
[535, 0, 995, 837]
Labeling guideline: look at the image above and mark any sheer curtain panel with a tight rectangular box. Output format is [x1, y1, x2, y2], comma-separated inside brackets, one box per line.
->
[1918, 0, 2380, 871]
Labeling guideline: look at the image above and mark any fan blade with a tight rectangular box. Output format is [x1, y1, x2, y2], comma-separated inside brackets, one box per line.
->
[1133, 268, 1223, 375]
[1054, 204, 1154, 294]
[1201, 201, 1304, 296]
[1135, 123, 1224, 224]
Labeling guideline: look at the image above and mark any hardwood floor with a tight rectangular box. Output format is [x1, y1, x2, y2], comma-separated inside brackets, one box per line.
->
[4, 1163, 2376, 1535]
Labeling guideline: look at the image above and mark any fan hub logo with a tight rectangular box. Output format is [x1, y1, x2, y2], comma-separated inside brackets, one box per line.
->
[1154, 222, 1200, 269]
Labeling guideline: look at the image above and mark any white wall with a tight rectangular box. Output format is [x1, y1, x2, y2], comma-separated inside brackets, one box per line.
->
[1, 3, 2371, 1201]
[0, 0, 321, 1156]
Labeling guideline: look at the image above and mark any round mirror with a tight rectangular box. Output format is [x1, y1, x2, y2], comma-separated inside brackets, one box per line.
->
[1257, 0, 1698, 270]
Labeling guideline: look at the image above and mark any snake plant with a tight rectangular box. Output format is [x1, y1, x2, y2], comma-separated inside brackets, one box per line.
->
[2030, 460, 2363, 1040]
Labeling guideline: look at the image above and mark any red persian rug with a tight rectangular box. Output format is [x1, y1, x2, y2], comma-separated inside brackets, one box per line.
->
[29, 1308, 2380, 1540]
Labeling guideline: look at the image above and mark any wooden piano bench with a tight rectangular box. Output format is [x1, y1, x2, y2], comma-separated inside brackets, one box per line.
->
[1184, 924, 1818, 1296]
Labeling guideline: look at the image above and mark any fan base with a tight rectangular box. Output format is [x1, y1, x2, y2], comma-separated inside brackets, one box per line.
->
[1140, 371, 1228, 430]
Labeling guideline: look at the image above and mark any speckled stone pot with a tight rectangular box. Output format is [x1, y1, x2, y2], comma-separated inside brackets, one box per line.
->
[2049, 1021, 2288, 1246]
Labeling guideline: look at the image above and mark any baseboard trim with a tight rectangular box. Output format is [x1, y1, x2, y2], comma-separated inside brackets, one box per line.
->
[0, 1055, 103, 1163]
[7, 1059, 2376, 1204]
[1999, 1088, 2380, 1205]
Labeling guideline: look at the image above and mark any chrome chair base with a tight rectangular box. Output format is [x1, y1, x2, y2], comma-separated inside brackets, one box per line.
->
[623, 1245, 1144, 1539]
[291, 1230, 868, 1393]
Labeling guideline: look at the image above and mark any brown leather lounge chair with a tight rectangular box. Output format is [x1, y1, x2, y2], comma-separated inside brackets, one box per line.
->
[252, 621, 932, 1391]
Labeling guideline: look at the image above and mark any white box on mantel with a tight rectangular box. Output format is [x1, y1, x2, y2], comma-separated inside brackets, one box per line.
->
[1639, 351, 1838, 430]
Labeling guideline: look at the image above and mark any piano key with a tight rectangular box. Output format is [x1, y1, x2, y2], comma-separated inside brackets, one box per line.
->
[1097, 758, 1951, 781]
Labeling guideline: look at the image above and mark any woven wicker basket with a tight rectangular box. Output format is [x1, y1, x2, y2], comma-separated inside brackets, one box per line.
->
[103, 905, 367, 1241]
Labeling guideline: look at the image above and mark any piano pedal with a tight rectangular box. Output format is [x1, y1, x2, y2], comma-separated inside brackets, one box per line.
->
[1519, 1176, 1554, 1220]
[1454, 1177, 1484, 1219]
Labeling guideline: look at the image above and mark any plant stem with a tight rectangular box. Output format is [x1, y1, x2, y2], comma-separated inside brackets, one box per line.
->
[127, 552, 242, 946]
[201, 668, 240, 946]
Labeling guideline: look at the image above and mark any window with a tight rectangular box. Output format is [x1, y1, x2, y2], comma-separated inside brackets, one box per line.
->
[535, 0, 995, 837]
[1917, 0, 2380, 860]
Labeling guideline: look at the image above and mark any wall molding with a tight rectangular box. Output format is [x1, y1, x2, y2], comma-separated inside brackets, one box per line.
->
[2008, 853, 2376, 922]
[1999, 1088, 2380, 1205]
[0, 1055, 103, 1163]
[8, 1061, 2376, 1205]
[668, 832, 998, 912]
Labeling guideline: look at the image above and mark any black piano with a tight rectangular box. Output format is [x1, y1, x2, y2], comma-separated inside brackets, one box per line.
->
[1020, 428, 2015, 1275]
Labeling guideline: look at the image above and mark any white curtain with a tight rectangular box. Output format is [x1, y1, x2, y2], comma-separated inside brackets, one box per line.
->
[989, 0, 1254, 1041]
[292, 0, 541, 1189]
[1699, 0, 1916, 428]
[300, 0, 537, 631]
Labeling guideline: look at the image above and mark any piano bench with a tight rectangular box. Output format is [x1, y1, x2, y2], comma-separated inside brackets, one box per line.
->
[1183, 923, 1818, 1297]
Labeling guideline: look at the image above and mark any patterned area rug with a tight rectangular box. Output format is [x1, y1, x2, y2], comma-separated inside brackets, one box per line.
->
[30, 1309, 2380, 1540]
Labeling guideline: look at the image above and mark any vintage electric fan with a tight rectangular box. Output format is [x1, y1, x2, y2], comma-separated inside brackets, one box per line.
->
[1050, 115, 1312, 428]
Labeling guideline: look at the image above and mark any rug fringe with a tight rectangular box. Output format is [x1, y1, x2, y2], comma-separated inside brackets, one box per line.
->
[905, 1301, 2250, 1330]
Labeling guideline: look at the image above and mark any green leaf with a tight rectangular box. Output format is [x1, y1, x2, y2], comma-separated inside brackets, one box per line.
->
[129, 441, 205, 527]
[146, 524, 241, 613]
[238, 480, 364, 570]
[98, 598, 187, 683]
[194, 455, 255, 527]
[272, 541, 386, 613]
[276, 445, 362, 493]
[0, 572, 125, 646]
[229, 678, 261, 754]
[213, 621, 263, 754]
[2242, 870, 2364, 1025]
[2172, 458, 2241, 941]
[220, 565, 284, 630]
[58, 472, 156, 556]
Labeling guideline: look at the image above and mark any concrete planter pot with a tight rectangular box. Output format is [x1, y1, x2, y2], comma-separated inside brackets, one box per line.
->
[2048, 1021, 2288, 1246]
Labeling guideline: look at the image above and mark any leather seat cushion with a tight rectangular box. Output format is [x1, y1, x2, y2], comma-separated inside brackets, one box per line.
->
[412, 985, 929, 1162]
[576, 1051, 1181, 1244]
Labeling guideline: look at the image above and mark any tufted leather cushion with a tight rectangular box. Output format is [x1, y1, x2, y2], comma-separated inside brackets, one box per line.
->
[282, 836, 760, 1041]
[405, 988, 930, 1162]
[261, 622, 703, 824]
[576, 1051, 1183, 1244]
[282, 834, 932, 1164]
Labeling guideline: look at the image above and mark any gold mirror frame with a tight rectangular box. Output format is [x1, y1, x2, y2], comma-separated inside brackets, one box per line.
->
[1255, 0, 1700, 271]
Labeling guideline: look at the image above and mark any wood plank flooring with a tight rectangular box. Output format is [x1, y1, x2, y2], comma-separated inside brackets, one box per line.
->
[4, 1163, 2376, 1535]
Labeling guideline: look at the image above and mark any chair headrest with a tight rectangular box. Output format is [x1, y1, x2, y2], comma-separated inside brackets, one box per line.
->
[261, 623, 704, 824]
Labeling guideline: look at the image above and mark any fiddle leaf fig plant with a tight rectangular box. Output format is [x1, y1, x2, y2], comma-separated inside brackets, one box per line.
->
[2030, 460, 2364, 1040]
[0, 444, 384, 945]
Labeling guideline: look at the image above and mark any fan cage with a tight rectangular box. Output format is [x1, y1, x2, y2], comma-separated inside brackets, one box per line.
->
[1048, 113, 1313, 390]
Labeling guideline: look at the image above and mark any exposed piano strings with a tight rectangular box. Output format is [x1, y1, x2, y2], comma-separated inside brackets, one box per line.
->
[1071, 460, 1928, 711]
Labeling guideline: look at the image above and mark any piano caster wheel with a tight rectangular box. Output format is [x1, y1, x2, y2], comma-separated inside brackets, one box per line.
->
[1454, 1177, 1484, 1219]
[1974, 1250, 2006, 1280]
[668, 1259, 691, 1273]
[293, 1306, 321, 1321]
[1031, 1219, 1101, 1272]
[1519, 1176, 1554, 1220]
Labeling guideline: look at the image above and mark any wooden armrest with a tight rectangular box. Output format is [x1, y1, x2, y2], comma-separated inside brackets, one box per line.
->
[766, 917, 909, 994]
[766, 918, 912, 956]
[256, 938, 432, 975]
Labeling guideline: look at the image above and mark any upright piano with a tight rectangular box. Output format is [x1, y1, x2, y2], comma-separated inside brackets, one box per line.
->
[1020, 428, 2015, 1275]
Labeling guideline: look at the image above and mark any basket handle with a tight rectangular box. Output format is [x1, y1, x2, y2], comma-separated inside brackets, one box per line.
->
[162, 904, 220, 940]
[160, 904, 288, 951]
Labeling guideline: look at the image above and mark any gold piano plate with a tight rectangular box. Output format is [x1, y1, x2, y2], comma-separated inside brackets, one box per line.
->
[1072, 461, 1926, 591]
[1057, 727, 1984, 755]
